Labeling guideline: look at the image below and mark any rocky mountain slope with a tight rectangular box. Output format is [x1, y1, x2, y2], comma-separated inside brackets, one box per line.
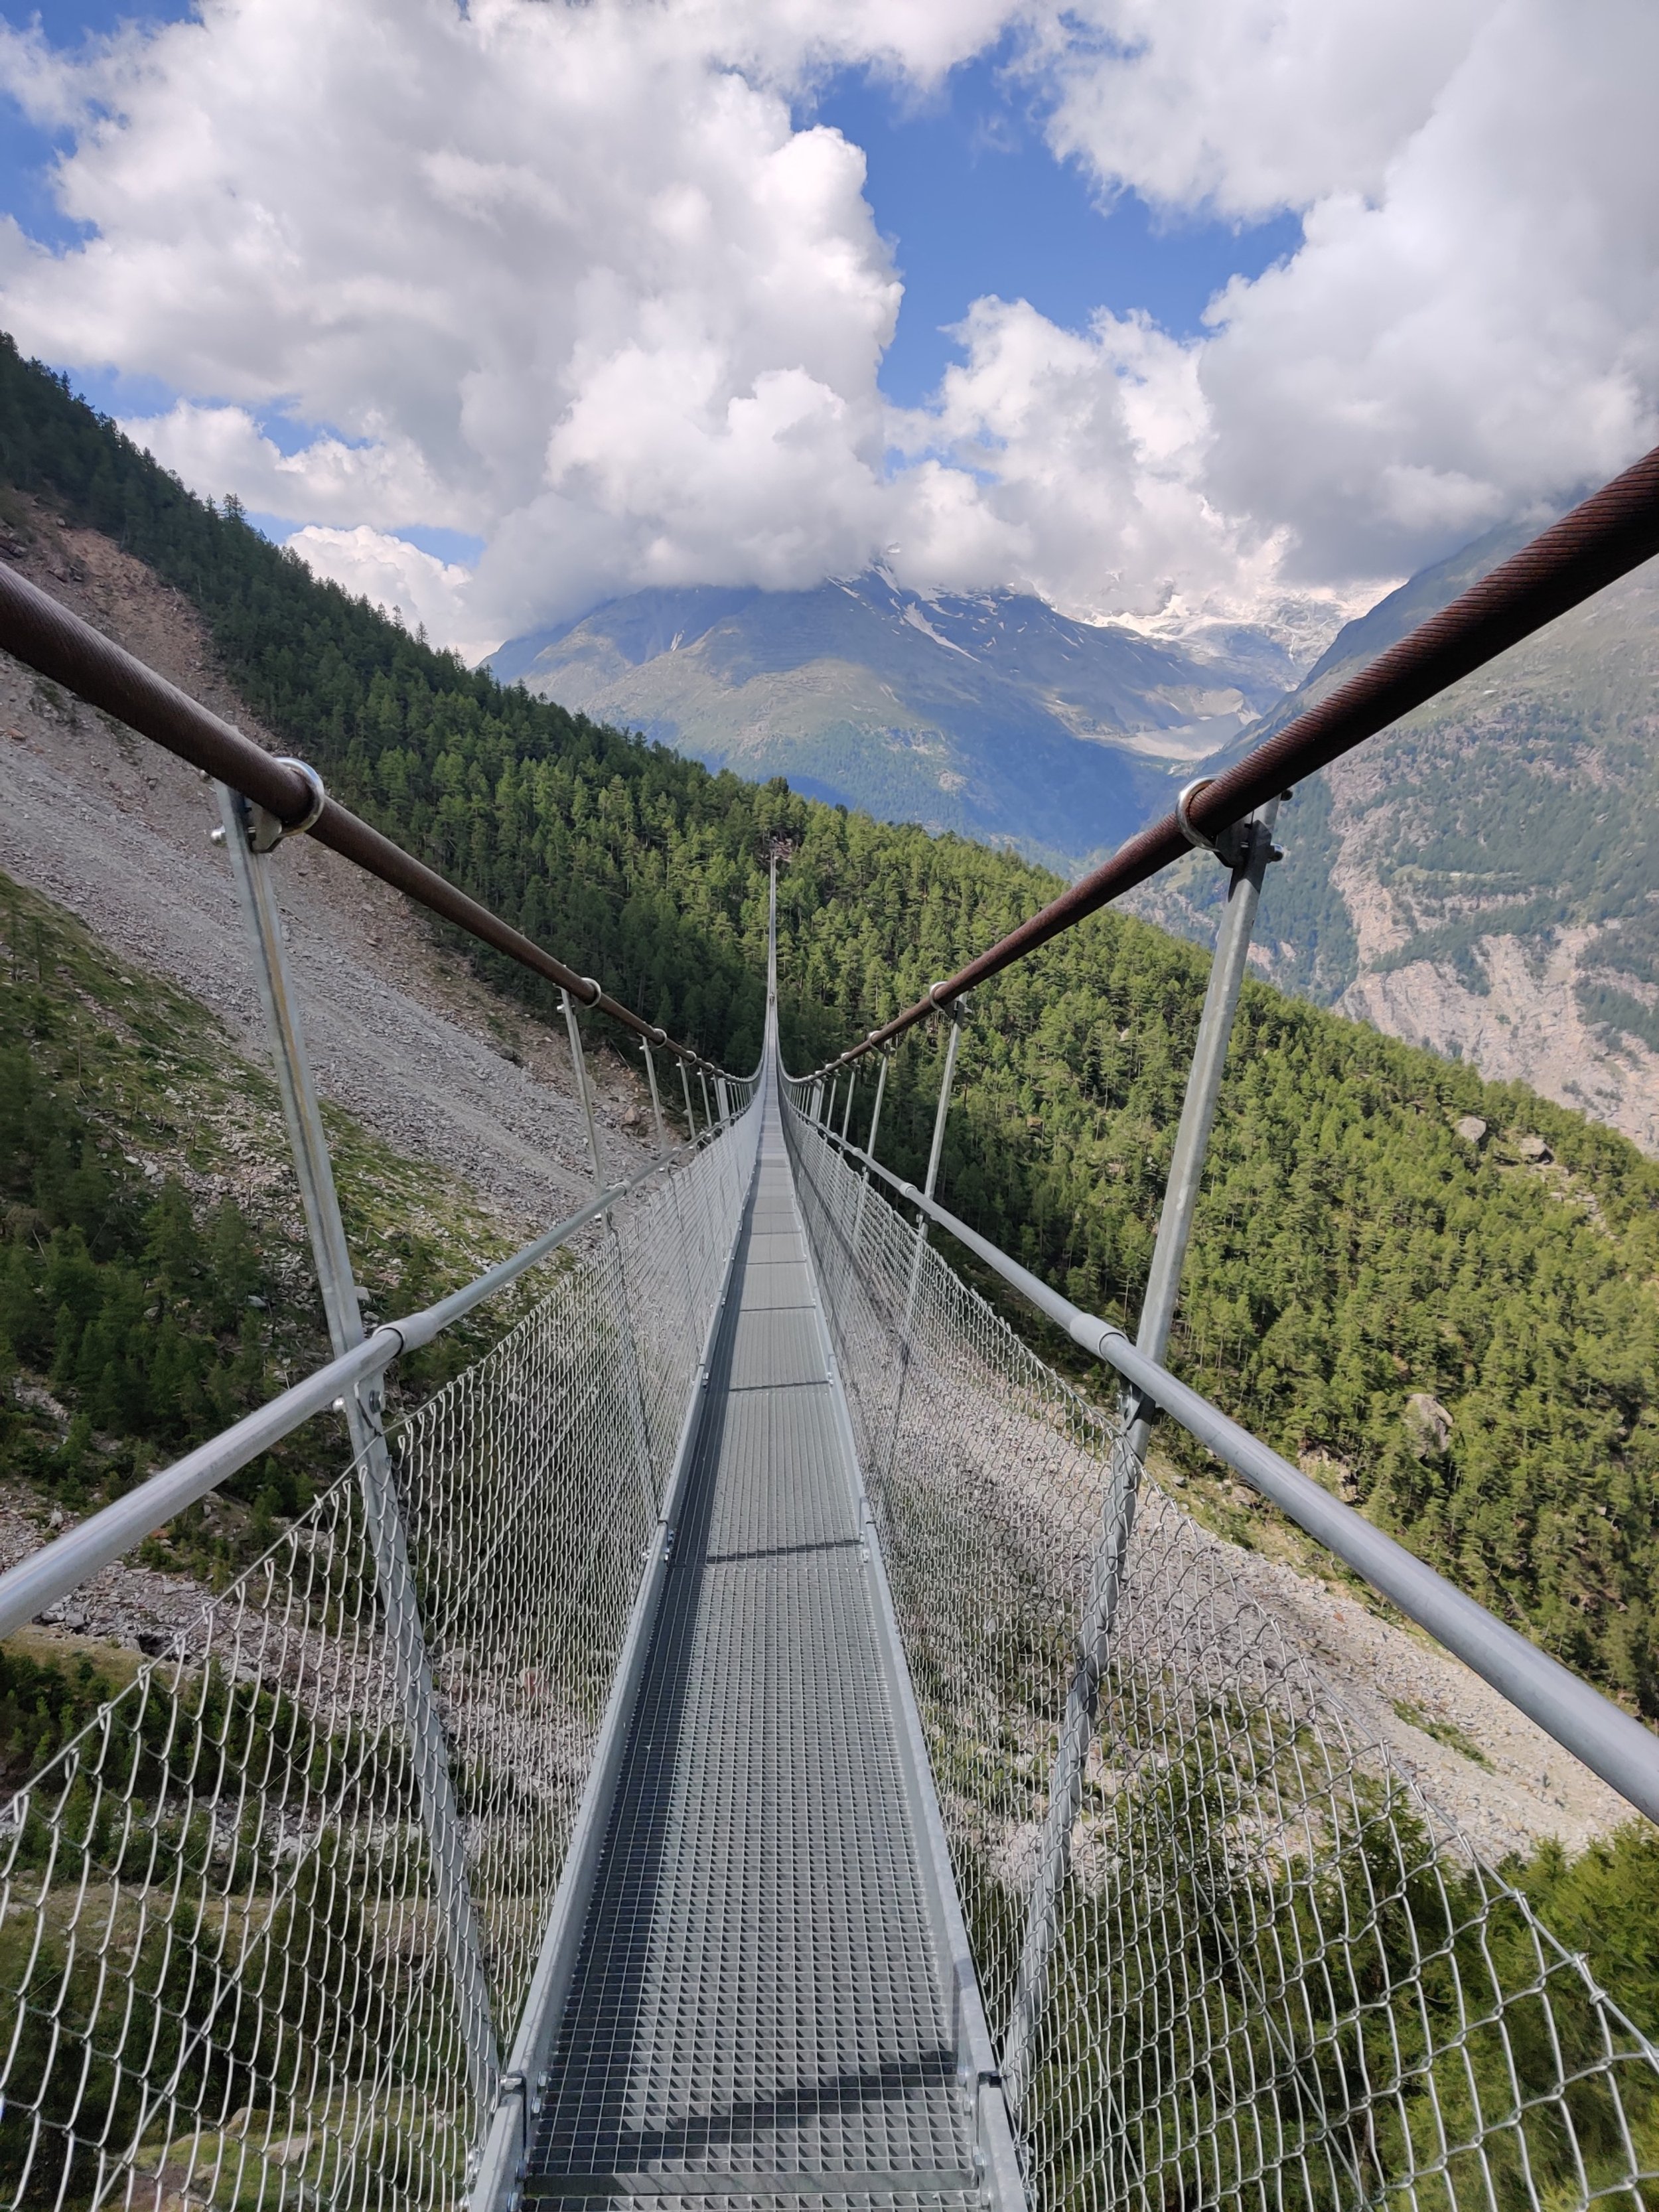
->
[1127, 526, 1659, 1153]
[491, 571, 1308, 869]
[0, 488, 662, 1229]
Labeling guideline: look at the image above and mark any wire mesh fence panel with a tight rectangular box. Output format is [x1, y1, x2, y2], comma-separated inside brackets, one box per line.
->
[0, 1110, 758, 2212]
[782, 1088, 1659, 2212]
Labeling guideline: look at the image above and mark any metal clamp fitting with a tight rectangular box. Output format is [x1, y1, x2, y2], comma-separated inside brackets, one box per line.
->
[1176, 777, 1262, 869]
[579, 976, 602, 1007]
[243, 757, 326, 853]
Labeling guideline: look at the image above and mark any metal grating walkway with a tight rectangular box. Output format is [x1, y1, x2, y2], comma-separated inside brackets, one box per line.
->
[528, 1096, 979, 2211]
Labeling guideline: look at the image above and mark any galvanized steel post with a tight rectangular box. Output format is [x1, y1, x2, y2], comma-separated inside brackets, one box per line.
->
[839, 1067, 857, 1145]
[699, 1068, 715, 1134]
[561, 987, 606, 1184]
[851, 1050, 889, 1250]
[641, 1039, 667, 1153]
[563, 993, 658, 1521]
[212, 780, 501, 2116]
[904, 1002, 964, 1329]
[680, 1057, 699, 1140]
[878, 1002, 967, 1493]
[1003, 798, 1282, 2116]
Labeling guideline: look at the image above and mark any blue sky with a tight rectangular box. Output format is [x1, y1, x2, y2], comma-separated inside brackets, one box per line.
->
[810, 52, 1301, 410]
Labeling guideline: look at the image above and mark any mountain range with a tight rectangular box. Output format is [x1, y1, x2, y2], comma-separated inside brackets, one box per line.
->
[489, 572, 1307, 871]
[496, 521, 1659, 1155]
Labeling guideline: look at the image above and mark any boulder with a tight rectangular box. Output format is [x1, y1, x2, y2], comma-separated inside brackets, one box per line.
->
[1404, 1392, 1453, 1458]
[1454, 1116, 1487, 1145]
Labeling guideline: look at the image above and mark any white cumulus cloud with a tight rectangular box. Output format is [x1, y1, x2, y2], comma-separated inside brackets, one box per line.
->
[123, 401, 468, 530]
[1022, 0, 1659, 580]
[287, 524, 494, 661]
[0, 0, 1655, 654]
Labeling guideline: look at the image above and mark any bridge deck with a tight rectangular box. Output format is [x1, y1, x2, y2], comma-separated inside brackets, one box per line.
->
[528, 1101, 978, 2210]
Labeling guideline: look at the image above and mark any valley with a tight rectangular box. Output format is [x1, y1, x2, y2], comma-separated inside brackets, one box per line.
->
[3, 327, 1658, 1818]
[491, 570, 1307, 869]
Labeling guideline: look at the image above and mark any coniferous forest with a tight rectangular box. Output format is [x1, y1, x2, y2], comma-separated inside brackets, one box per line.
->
[3, 328, 1659, 1739]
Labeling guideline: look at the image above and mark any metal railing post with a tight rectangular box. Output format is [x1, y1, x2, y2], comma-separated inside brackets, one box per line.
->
[644, 1038, 702, 1348]
[876, 1003, 966, 1493]
[680, 1058, 699, 1140]
[839, 1068, 857, 1145]
[1003, 798, 1281, 2116]
[561, 987, 606, 1185]
[699, 1069, 715, 1133]
[905, 1003, 964, 1330]
[641, 1039, 667, 1153]
[851, 1051, 889, 1250]
[563, 991, 658, 1520]
[211, 782, 501, 2117]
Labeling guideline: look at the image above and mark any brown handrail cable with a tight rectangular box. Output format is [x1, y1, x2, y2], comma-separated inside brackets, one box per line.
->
[0, 559, 718, 1069]
[818, 439, 1659, 1070]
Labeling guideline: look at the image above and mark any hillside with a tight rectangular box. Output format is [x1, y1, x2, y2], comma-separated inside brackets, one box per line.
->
[1129, 520, 1659, 1151]
[0, 489, 664, 1223]
[490, 572, 1304, 869]
[0, 869, 531, 1594]
[4, 334, 1659, 1732]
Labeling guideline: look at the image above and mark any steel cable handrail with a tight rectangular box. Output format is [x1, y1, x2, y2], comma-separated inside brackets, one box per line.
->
[811, 437, 1659, 1070]
[799, 1108, 1659, 1826]
[0, 559, 731, 1076]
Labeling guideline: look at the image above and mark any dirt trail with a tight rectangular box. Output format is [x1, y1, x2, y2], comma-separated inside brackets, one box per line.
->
[0, 503, 664, 1233]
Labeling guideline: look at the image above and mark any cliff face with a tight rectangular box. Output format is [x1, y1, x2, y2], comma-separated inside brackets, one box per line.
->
[1127, 544, 1659, 1153]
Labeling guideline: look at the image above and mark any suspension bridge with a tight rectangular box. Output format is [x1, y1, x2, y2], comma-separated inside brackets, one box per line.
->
[1, 450, 1658, 2212]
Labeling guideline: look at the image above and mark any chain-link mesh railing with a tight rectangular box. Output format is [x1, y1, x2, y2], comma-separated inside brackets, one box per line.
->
[781, 1086, 1659, 2212]
[0, 1108, 758, 2212]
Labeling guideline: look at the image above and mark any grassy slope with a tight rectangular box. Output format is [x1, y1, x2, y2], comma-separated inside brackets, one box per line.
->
[0, 871, 525, 1585]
